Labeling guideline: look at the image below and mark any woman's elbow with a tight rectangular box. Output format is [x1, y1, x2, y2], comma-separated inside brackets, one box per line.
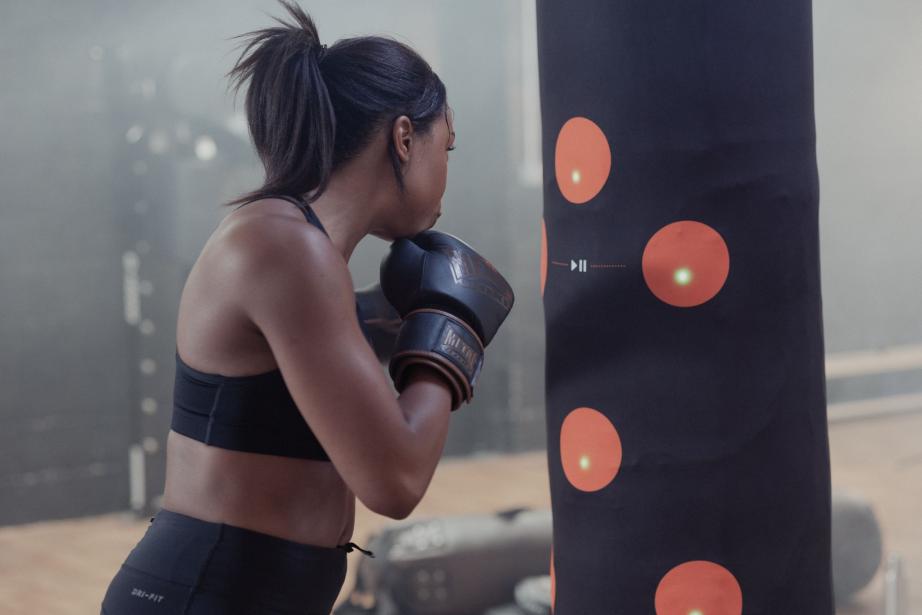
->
[377, 499, 415, 521]
[360, 475, 420, 520]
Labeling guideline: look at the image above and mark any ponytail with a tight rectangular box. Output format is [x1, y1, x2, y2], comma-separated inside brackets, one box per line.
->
[226, 0, 335, 206]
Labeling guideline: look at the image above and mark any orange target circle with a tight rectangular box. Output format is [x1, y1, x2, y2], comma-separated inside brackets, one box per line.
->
[560, 407, 622, 492]
[655, 560, 743, 615]
[642, 220, 730, 307]
[555, 117, 612, 204]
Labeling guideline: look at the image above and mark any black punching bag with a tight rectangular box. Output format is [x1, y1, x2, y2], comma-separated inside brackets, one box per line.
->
[537, 1, 833, 613]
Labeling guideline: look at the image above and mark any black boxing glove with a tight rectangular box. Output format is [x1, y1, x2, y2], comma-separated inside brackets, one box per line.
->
[355, 283, 401, 363]
[380, 230, 515, 410]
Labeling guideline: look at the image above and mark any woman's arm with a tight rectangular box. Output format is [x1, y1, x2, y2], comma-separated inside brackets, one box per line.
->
[232, 217, 452, 519]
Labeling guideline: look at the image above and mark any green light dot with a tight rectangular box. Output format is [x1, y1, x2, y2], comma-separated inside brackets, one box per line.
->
[579, 455, 591, 471]
[688, 610, 704, 615]
[674, 267, 693, 286]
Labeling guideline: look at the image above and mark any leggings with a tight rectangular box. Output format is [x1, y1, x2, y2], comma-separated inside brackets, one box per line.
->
[100, 508, 351, 615]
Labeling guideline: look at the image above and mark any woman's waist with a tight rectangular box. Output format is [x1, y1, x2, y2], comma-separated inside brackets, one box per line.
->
[164, 431, 355, 547]
[161, 501, 355, 549]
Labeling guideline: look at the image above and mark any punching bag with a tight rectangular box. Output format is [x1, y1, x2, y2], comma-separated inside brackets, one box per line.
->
[537, 1, 833, 613]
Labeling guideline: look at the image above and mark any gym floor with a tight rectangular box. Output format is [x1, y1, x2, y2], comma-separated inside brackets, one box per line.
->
[1, 414, 919, 615]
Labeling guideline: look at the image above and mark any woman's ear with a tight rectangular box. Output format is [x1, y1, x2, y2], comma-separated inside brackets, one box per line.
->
[391, 115, 413, 164]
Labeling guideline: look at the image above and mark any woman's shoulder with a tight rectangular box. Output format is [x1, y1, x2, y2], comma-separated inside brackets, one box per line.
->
[214, 198, 341, 274]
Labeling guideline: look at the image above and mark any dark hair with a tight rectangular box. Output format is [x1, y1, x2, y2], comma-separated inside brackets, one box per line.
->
[225, 0, 448, 206]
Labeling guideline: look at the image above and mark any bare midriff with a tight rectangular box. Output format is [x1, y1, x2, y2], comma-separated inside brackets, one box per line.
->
[162, 430, 355, 548]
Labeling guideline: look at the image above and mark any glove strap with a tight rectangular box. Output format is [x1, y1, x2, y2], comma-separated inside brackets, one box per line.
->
[389, 309, 485, 410]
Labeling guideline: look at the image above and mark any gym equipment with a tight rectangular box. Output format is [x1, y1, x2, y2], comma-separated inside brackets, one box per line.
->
[335, 507, 550, 615]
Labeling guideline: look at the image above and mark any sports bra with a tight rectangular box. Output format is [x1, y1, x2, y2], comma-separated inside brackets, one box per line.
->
[171, 194, 366, 461]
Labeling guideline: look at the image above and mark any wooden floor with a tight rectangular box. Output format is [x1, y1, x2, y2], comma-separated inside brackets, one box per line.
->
[1, 414, 920, 615]
[0, 451, 552, 615]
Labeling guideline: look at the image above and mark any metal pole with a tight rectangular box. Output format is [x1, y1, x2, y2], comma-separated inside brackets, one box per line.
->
[883, 553, 906, 615]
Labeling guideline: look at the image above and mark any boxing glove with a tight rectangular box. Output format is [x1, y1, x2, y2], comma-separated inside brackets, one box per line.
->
[355, 283, 401, 363]
[380, 230, 514, 410]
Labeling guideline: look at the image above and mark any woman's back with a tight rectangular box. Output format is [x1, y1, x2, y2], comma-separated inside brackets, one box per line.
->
[162, 197, 355, 548]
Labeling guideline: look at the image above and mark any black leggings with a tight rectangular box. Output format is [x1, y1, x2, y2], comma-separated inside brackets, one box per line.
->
[100, 508, 348, 615]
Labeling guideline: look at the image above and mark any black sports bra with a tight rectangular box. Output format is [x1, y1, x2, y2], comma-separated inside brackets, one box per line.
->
[170, 194, 364, 461]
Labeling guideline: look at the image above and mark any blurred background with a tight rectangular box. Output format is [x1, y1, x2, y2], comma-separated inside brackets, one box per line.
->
[0, 0, 919, 613]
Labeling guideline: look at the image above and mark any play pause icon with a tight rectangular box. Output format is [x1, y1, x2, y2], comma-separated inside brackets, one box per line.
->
[570, 259, 587, 273]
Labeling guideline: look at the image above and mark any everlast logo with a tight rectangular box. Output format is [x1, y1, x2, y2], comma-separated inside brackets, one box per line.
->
[437, 248, 514, 311]
[438, 325, 479, 377]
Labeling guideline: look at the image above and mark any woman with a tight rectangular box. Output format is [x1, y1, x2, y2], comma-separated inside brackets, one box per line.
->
[100, 2, 513, 614]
